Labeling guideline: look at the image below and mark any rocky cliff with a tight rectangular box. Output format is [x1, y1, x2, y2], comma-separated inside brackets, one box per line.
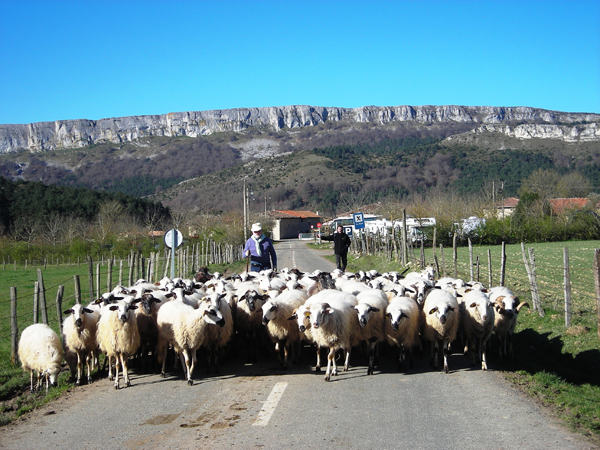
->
[1, 105, 599, 154]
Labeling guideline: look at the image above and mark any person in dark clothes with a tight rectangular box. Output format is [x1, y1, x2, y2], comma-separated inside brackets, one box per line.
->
[321, 224, 352, 271]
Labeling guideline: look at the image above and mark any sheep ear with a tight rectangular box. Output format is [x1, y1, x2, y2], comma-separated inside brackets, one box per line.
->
[129, 305, 138, 310]
[83, 308, 94, 314]
[405, 287, 415, 293]
[385, 312, 391, 318]
[369, 306, 380, 313]
[109, 305, 118, 311]
[324, 308, 334, 315]
[469, 303, 477, 308]
[63, 309, 73, 315]
[304, 311, 311, 317]
[287, 314, 297, 321]
[428, 307, 438, 315]
[400, 312, 409, 320]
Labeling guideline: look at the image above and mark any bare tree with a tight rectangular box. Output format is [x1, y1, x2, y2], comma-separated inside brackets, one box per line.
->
[519, 169, 561, 199]
[557, 172, 593, 198]
[42, 212, 64, 248]
[97, 200, 125, 243]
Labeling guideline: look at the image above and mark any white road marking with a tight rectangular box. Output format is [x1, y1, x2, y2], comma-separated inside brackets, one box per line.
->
[292, 248, 297, 268]
[253, 382, 288, 427]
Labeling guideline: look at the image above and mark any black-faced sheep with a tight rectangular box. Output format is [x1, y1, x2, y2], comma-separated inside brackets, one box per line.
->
[18, 323, 64, 393]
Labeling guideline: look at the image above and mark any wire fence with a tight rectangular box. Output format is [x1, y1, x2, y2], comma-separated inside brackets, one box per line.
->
[1, 240, 245, 364]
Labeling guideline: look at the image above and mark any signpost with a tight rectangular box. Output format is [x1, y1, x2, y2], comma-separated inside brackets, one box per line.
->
[353, 213, 365, 230]
[164, 229, 183, 279]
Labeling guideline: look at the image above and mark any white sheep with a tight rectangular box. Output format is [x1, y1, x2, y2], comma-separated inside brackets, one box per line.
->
[354, 289, 388, 375]
[156, 296, 225, 385]
[18, 323, 64, 393]
[459, 289, 495, 370]
[261, 288, 308, 368]
[288, 290, 356, 372]
[62, 303, 100, 385]
[489, 286, 529, 359]
[422, 289, 460, 373]
[200, 292, 234, 373]
[384, 295, 421, 371]
[96, 298, 141, 389]
[306, 290, 360, 381]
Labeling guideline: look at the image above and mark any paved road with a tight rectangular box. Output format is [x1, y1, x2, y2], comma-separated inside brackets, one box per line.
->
[0, 240, 596, 450]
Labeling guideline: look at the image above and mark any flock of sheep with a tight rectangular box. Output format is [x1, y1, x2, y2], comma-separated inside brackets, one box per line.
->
[18, 265, 529, 392]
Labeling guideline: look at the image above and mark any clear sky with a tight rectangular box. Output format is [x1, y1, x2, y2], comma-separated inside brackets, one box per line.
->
[1, 0, 599, 125]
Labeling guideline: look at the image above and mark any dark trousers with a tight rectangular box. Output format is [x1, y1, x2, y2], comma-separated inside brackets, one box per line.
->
[335, 253, 348, 272]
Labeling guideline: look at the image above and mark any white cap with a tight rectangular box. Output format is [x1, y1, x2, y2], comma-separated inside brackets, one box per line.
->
[251, 223, 262, 232]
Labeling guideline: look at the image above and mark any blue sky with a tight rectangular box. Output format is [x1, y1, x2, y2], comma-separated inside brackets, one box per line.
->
[1, 0, 599, 125]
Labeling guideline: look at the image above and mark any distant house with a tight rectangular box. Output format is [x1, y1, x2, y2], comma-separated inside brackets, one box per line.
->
[268, 210, 323, 240]
[485, 197, 520, 218]
[548, 198, 591, 216]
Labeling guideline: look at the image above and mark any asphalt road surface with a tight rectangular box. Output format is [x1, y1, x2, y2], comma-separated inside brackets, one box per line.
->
[0, 240, 596, 450]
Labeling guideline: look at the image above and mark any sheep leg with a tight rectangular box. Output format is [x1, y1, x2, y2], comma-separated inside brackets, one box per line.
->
[443, 340, 450, 374]
[468, 337, 476, 366]
[183, 349, 195, 386]
[315, 345, 322, 372]
[114, 356, 120, 389]
[107, 355, 114, 381]
[29, 370, 34, 393]
[75, 350, 83, 386]
[324, 347, 336, 381]
[430, 341, 439, 370]
[120, 353, 131, 387]
[481, 336, 489, 371]
[343, 348, 351, 372]
[86, 351, 93, 384]
[367, 341, 376, 375]
[507, 332, 514, 359]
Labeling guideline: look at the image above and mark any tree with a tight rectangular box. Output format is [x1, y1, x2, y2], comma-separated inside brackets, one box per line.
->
[97, 200, 125, 242]
[556, 172, 593, 198]
[519, 169, 561, 199]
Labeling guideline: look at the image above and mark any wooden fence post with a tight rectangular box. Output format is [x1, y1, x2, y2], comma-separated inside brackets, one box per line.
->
[593, 249, 600, 341]
[37, 269, 48, 325]
[55, 286, 65, 337]
[96, 263, 101, 299]
[11, 287, 18, 365]
[487, 249, 492, 288]
[468, 238, 474, 282]
[402, 209, 408, 266]
[521, 243, 544, 317]
[119, 260, 123, 286]
[440, 244, 446, 277]
[453, 233, 458, 278]
[33, 281, 39, 324]
[500, 242, 506, 287]
[74, 274, 81, 304]
[87, 256, 94, 304]
[564, 247, 571, 327]
[107, 258, 113, 294]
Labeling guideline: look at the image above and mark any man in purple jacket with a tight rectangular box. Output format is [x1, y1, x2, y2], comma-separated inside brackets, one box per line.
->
[244, 223, 277, 272]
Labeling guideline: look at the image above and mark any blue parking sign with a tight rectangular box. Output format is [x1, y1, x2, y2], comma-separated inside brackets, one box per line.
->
[353, 213, 365, 230]
[344, 226, 353, 237]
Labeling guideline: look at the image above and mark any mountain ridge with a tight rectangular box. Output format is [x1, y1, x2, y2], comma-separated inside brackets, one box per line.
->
[2, 104, 599, 154]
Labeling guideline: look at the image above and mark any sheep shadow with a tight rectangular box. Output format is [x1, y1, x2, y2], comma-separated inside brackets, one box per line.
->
[485, 328, 600, 387]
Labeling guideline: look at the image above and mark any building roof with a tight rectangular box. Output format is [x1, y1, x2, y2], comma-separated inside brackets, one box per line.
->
[548, 198, 591, 215]
[268, 210, 322, 219]
[499, 197, 520, 208]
